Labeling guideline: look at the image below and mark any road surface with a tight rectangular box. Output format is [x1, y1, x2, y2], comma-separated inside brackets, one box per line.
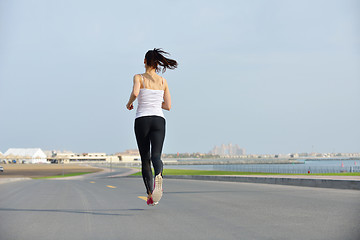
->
[0, 169, 359, 240]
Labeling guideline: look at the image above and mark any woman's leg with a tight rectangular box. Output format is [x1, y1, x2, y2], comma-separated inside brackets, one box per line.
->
[135, 117, 153, 195]
[149, 117, 166, 176]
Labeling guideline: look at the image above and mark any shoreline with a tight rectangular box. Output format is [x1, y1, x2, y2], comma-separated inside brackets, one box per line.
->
[163, 160, 303, 165]
[162, 157, 304, 165]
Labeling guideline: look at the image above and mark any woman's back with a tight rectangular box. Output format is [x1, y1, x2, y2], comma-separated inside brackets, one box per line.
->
[140, 73, 164, 90]
[136, 74, 164, 119]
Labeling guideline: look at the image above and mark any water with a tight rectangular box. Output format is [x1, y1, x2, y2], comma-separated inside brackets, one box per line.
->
[165, 160, 360, 174]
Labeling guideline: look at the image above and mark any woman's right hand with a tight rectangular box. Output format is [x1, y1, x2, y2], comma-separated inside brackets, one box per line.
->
[126, 102, 133, 110]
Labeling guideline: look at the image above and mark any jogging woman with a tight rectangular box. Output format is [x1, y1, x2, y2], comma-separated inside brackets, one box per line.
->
[126, 48, 177, 206]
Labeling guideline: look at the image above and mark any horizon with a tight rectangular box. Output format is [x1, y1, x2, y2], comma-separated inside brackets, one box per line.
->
[1, 147, 360, 157]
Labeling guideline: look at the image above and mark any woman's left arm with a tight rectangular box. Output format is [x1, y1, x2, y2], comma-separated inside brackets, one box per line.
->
[162, 78, 171, 111]
[126, 75, 141, 110]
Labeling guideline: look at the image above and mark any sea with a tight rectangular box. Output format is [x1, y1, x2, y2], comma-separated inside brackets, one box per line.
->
[165, 159, 360, 174]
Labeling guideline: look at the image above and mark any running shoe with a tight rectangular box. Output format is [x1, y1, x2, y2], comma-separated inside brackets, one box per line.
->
[152, 174, 163, 202]
[147, 196, 154, 206]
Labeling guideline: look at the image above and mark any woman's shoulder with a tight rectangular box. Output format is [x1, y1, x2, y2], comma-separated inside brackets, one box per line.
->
[161, 76, 167, 82]
[133, 74, 143, 79]
[161, 76, 168, 87]
[133, 74, 143, 82]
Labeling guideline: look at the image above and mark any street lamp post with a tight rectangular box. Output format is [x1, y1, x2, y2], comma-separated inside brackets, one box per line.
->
[110, 157, 112, 173]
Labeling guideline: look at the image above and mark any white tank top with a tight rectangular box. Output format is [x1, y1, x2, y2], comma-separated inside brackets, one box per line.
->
[135, 74, 165, 119]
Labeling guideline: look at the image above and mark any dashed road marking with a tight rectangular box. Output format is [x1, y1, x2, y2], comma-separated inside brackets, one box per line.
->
[138, 196, 147, 201]
[106, 185, 117, 189]
[90, 181, 95, 183]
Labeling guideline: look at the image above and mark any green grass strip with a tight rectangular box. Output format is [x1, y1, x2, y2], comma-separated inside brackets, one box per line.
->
[131, 168, 360, 176]
[32, 172, 94, 179]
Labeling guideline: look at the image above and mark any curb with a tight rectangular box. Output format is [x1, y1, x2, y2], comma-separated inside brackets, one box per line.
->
[0, 178, 31, 185]
[47, 171, 105, 180]
[140, 175, 360, 190]
[108, 168, 141, 178]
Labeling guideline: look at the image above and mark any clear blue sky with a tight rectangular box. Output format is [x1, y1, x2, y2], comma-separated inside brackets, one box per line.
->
[0, 0, 359, 155]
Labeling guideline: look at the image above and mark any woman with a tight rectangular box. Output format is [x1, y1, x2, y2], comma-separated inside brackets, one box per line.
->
[126, 48, 178, 206]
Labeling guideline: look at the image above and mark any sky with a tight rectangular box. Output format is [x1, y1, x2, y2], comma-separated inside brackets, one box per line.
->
[0, 0, 359, 155]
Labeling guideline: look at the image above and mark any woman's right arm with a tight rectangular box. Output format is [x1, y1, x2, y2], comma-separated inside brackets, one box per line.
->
[162, 78, 171, 111]
[126, 75, 141, 110]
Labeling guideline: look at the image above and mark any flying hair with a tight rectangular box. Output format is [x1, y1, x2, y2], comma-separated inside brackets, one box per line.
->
[145, 48, 178, 73]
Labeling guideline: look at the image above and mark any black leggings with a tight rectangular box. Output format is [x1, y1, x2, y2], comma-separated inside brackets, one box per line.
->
[135, 116, 165, 195]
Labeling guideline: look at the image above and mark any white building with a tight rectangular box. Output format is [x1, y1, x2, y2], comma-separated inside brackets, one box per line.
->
[50, 152, 140, 163]
[52, 152, 108, 163]
[4, 148, 47, 164]
[117, 154, 141, 162]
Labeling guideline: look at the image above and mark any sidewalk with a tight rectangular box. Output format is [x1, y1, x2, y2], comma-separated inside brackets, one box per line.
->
[163, 174, 360, 190]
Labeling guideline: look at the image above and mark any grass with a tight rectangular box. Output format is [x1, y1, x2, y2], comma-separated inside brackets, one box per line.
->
[131, 168, 360, 176]
[32, 172, 94, 179]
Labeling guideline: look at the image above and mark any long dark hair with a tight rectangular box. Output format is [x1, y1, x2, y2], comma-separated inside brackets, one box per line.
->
[145, 48, 178, 73]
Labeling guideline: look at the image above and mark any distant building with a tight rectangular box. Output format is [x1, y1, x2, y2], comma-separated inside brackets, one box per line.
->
[53, 152, 108, 163]
[114, 149, 141, 162]
[211, 144, 245, 157]
[50, 151, 140, 163]
[118, 149, 140, 155]
[3, 148, 47, 164]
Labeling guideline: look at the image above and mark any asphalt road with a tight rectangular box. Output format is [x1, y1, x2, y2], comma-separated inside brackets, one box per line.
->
[0, 169, 359, 240]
